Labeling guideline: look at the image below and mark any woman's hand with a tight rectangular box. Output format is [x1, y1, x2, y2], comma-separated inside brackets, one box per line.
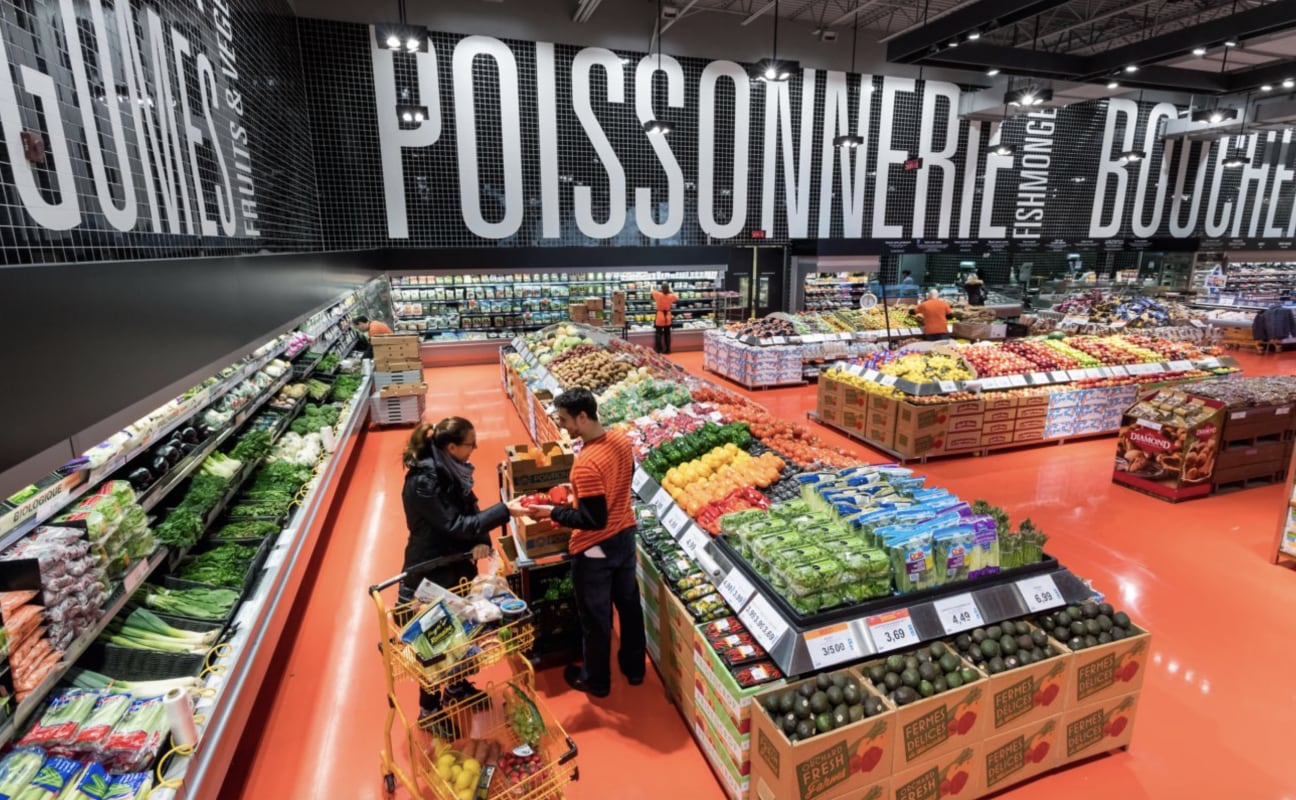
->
[505, 499, 530, 517]
[471, 544, 492, 561]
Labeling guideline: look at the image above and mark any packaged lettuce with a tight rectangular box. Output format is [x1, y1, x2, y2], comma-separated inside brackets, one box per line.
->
[767, 545, 830, 571]
[967, 516, 1001, 579]
[0, 747, 46, 799]
[399, 600, 469, 663]
[934, 526, 976, 583]
[887, 532, 937, 594]
[838, 548, 890, 578]
[105, 773, 153, 800]
[19, 690, 99, 754]
[774, 558, 846, 597]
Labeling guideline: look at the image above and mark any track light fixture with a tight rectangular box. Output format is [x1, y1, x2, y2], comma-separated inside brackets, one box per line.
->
[1191, 108, 1237, 124]
[1119, 150, 1146, 164]
[1005, 87, 1051, 107]
[750, 0, 799, 82]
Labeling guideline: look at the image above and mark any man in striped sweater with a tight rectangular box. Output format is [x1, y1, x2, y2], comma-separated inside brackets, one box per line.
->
[525, 387, 645, 698]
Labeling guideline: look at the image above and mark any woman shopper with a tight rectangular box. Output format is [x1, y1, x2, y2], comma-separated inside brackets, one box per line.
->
[651, 282, 678, 354]
[400, 417, 526, 719]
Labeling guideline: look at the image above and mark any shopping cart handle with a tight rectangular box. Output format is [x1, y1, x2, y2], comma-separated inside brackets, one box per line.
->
[367, 552, 475, 594]
[558, 736, 578, 766]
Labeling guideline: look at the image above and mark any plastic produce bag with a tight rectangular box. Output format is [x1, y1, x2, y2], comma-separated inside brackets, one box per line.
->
[55, 762, 112, 800]
[71, 693, 132, 758]
[105, 772, 154, 800]
[18, 690, 98, 753]
[0, 747, 46, 798]
[102, 696, 168, 774]
[18, 756, 83, 798]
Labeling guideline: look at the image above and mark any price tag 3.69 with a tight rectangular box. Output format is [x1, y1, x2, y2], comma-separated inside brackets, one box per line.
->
[1016, 575, 1063, 613]
[805, 623, 861, 670]
[932, 593, 985, 635]
[866, 609, 917, 653]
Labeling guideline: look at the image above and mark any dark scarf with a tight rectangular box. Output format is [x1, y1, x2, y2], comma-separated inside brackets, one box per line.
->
[432, 445, 475, 493]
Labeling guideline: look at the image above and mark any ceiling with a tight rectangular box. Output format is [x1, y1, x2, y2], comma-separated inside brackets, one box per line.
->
[609, 0, 1296, 94]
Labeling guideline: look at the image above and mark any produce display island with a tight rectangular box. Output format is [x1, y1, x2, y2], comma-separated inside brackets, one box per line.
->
[497, 322, 1151, 800]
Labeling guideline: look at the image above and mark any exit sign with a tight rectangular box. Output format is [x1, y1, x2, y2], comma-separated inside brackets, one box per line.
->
[750, 229, 767, 239]
[903, 157, 924, 171]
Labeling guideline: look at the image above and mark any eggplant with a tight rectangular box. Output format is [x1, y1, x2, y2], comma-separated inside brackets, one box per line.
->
[179, 427, 199, 444]
[156, 445, 181, 466]
[178, 442, 197, 455]
[128, 467, 154, 491]
[150, 456, 169, 475]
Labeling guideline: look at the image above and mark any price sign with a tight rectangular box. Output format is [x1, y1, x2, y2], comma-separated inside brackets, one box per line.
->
[36, 497, 65, 524]
[1190, 319, 1207, 328]
[1200, 357, 1222, 369]
[1111, 365, 1130, 376]
[740, 594, 790, 651]
[1016, 575, 1064, 613]
[982, 377, 1010, 391]
[866, 609, 918, 653]
[862, 369, 880, 382]
[1168, 360, 1194, 372]
[632, 467, 650, 496]
[805, 623, 862, 670]
[938, 380, 959, 393]
[718, 569, 756, 610]
[1029, 373, 1051, 386]
[1007, 375, 1029, 388]
[680, 525, 709, 557]
[771, 336, 788, 345]
[933, 593, 985, 635]
[651, 487, 673, 516]
[848, 364, 866, 376]
[1050, 371, 1070, 383]
[759, 338, 773, 346]
[879, 374, 899, 387]
[723, 330, 738, 339]
[663, 505, 690, 537]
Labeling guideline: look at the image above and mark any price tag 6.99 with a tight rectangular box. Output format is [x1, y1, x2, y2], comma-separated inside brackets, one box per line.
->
[1016, 575, 1063, 613]
[933, 593, 985, 635]
[663, 505, 690, 537]
[805, 623, 861, 670]
[866, 610, 918, 653]
[740, 595, 789, 651]
[631, 467, 650, 496]
[718, 569, 756, 610]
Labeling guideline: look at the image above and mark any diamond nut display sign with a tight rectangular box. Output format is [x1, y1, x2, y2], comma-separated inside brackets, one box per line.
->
[1111, 389, 1224, 501]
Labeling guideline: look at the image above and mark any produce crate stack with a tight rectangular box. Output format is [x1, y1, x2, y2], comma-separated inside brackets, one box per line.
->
[703, 334, 804, 389]
[369, 334, 426, 426]
[1211, 402, 1296, 490]
[505, 442, 576, 558]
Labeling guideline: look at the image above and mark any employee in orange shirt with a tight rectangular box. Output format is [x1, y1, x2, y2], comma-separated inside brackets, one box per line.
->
[512, 387, 644, 698]
[650, 282, 678, 354]
[353, 315, 393, 358]
[915, 289, 952, 341]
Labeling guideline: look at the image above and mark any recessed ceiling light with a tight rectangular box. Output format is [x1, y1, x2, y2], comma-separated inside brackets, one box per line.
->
[1262, 84, 1273, 91]
[1224, 39, 1237, 48]
[1285, 78, 1295, 89]
[1192, 47, 1207, 56]
[948, 40, 959, 48]
[987, 68, 1000, 76]
[1107, 81, 1120, 89]
[1125, 65, 1139, 73]
[967, 31, 981, 40]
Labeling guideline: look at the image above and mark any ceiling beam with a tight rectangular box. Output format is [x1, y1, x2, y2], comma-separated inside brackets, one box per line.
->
[877, 0, 989, 43]
[661, 0, 701, 33]
[920, 43, 1226, 93]
[886, 0, 1074, 62]
[1227, 59, 1296, 92]
[741, 1, 777, 25]
[1089, 0, 1296, 74]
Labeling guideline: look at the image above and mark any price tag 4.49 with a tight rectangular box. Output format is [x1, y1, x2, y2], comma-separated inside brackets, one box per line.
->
[1016, 575, 1064, 613]
[932, 593, 985, 635]
[805, 623, 861, 670]
[866, 610, 918, 653]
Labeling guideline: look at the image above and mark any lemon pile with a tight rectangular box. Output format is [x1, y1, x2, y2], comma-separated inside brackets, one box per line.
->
[879, 353, 973, 383]
[435, 751, 483, 800]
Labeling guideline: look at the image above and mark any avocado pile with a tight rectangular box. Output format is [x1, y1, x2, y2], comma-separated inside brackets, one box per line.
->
[863, 642, 979, 707]
[1037, 600, 1133, 651]
[951, 620, 1057, 675]
[761, 671, 886, 743]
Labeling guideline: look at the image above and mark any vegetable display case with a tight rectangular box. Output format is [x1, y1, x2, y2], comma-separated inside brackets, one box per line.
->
[499, 323, 1151, 800]
[0, 281, 381, 798]
[813, 336, 1241, 462]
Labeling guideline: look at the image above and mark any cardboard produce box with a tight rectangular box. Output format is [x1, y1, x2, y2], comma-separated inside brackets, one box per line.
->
[505, 441, 575, 494]
[694, 638, 780, 737]
[374, 356, 423, 372]
[1113, 388, 1224, 501]
[569, 302, 589, 323]
[378, 381, 427, 399]
[1062, 627, 1150, 709]
[982, 716, 1060, 795]
[889, 744, 981, 800]
[371, 333, 419, 361]
[585, 296, 605, 312]
[513, 516, 571, 558]
[1059, 691, 1140, 767]
[611, 290, 627, 310]
[750, 671, 896, 800]
[985, 634, 1071, 733]
[858, 653, 986, 772]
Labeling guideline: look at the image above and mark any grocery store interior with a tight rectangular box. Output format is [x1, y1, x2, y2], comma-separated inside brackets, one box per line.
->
[6, 0, 1296, 799]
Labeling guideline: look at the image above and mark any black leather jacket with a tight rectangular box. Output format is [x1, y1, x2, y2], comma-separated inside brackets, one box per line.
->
[400, 454, 507, 595]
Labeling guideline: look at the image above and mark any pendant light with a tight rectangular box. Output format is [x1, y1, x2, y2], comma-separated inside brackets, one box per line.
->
[751, 0, 798, 82]
[643, 0, 673, 135]
[376, 0, 428, 53]
[1224, 92, 1252, 168]
[833, 2, 865, 150]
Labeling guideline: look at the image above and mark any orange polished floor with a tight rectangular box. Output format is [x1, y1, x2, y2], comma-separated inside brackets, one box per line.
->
[225, 348, 1296, 800]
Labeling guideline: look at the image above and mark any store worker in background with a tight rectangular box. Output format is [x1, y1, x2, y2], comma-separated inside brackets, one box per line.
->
[963, 272, 987, 306]
[899, 270, 918, 298]
[401, 417, 526, 719]
[651, 282, 678, 354]
[510, 388, 645, 698]
[352, 314, 392, 358]
[915, 289, 952, 341]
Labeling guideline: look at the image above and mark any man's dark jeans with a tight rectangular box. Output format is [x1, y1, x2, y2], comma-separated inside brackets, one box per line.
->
[571, 526, 646, 693]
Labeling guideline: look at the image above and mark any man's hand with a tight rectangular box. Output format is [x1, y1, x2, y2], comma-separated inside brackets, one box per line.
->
[528, 504, 555, 520]
[505, 499, 530, 517]
[471, 544, 492, 561]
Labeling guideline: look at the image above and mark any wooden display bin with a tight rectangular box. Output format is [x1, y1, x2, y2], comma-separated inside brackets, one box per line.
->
[505, 441, 575, 494]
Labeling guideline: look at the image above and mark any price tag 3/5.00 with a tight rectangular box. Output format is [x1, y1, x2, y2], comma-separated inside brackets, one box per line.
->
[805, 623, 861, 670]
